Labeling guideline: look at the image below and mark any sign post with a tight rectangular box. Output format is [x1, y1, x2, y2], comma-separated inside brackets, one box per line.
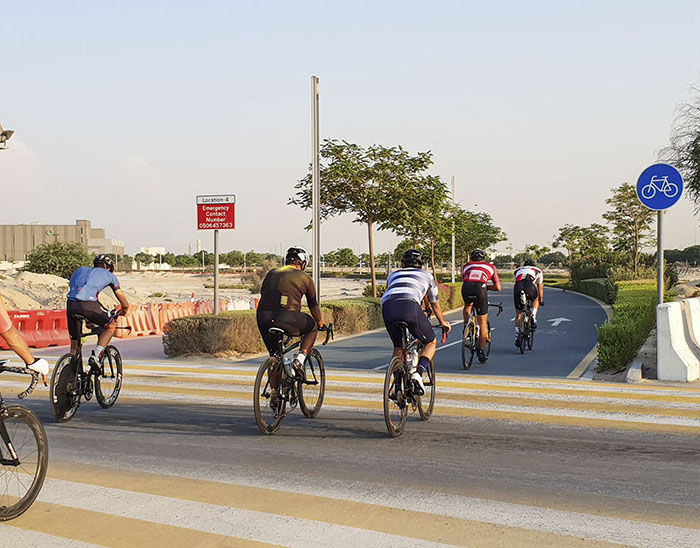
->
[635, 164, 684, 305]
[196, 194, 236, 314]
[311, 75, 321, 298]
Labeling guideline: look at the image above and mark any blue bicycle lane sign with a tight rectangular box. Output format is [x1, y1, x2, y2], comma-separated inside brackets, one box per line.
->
[636, 163, 684, 210]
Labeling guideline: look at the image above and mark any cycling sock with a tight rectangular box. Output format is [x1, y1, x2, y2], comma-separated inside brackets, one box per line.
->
[418, 356, 430, 372]
[515, 327, 519, 334]
[532, 309, 538, 319]
[295, 351, 307, 364]
[94, 346, 105, 359]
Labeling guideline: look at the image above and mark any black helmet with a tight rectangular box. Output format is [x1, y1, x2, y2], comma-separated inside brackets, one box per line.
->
[94, 254, 115, 272]
[470, 249, 486, 262]
[524, 259, 536, 267]
[285, 246, 309, 267]
[401, 249, 424, 268]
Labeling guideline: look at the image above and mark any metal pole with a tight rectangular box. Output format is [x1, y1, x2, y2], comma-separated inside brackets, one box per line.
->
[451, 176, 455, 283]
[311, 75, 321, 297]
[214, 229, 220, 314]
[657, 211, 664, 305]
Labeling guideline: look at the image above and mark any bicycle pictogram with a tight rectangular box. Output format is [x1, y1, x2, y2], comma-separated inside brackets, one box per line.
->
[641, 176, 679, 200]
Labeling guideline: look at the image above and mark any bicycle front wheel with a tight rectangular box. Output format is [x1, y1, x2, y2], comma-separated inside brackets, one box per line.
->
[462, 323, 476, 370]
[527, 321, 534, 351]
[50, 353, 80, 423]
[485, 320, 492, 357]
[383, 358, 408, 437]
[95, 345, 123, 409]
[299, 349, 325, 418]
[0, 406, 49, 521]
[417, 358, 436, 420]
[253, 358, 286, 434]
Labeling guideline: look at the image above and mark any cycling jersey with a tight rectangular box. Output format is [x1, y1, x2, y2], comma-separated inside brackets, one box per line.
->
[67, 267, 120, 302]
[514, 266, 543, 285]
[381, 268, 439, 305]
[258, 266, 318, 312]
[462, 261, 500, 285]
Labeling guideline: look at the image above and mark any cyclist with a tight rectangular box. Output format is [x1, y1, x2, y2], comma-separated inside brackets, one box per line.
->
[461, 249, 501, 363]
[0, 291, 50, 378]
[256, 247, 324, 394]
[513, 259, 544, 345]
[381, 249, 451, 395]
[66, 254, 130, 372]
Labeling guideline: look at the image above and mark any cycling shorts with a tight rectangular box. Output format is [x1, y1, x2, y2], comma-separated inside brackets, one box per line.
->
[382, 299, 435, 348]
[0, 297, 12, 334]
[256, 308, 317, 355]
[461, 281, 488, 316]
[66, 300, 114, 340]
[514, 280, 538, 311]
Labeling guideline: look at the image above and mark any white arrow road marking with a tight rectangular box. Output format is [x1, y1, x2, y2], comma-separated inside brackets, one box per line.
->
[548, 317, 572, 327]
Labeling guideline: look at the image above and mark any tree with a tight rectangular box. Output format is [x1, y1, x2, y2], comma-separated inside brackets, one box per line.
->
[540, 251, 568, 266]
[134, 252, 154, 268]
[661, 86, 700, 211]
[333, 248, 358, 271]
[292, 140, 436, 297]
[552, 224, 610, 259]
[162, 252, 176, 266]
[174, 254, 198, 267]
[221, 250, 244, 267]
[493, 254, 514, 268]
[602, 183, 655, 277]
[450, 209, 506, 266]
[23, 242, 91, 279]
[524, 244, 550, 262]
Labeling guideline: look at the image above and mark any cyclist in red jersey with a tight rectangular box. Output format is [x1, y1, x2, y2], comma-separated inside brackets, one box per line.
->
[461, 249, 502, 363]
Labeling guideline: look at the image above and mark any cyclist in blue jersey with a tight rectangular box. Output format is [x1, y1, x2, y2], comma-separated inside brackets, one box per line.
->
[66, 255, 130, 372]
[381, 249, 451, 394]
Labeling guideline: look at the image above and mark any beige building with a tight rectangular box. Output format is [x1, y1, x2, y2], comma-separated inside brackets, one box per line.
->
[0, 220, 125, 261]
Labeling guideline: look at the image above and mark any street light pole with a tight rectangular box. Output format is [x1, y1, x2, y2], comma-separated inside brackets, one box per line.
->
[311, 75, 321, 298]
[451, 176, 456, 283]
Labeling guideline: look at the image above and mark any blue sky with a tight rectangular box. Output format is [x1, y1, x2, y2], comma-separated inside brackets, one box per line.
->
[1, 1, 699, 256]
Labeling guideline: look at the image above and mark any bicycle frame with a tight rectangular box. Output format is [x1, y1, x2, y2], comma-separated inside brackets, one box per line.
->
[0, 362, 40, 463]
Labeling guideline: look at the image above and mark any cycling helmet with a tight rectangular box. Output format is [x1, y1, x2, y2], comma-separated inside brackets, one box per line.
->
[285, 246, 309, 267]
[401, 249, 424, 268]
[470, 249, 486, 262]
[93, 254, 115, 272]
[524, 259, 536, 267]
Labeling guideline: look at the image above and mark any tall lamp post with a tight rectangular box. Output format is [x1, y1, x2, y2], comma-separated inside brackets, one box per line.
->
[0, 123, 15, 150]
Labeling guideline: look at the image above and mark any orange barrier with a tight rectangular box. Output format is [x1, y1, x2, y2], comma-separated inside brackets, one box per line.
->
[0, 309, 70, 349]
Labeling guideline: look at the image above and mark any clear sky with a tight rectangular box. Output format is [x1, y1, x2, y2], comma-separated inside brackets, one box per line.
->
[1, 1, 699, 257]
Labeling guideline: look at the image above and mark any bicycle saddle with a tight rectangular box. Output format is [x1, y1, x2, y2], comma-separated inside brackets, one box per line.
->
[268, 327, 286, 336]
[391, 321, 409, 330]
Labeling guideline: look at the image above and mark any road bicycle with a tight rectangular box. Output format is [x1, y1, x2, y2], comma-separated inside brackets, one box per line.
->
[461, 302, 503, 369]
[253, 324, 333, 435]
[50, 311, 130, 423]
[641, 175, 679, 199]
[383, 322, 447, 438]
[0, 361, 48, 521]
[516, 290, 536, 354]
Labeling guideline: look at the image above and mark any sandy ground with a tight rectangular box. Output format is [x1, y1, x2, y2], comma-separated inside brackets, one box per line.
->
[0, 270, 367, 310]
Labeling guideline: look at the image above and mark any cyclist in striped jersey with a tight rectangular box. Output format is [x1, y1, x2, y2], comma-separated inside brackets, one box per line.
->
[381, 249, 451, 394]
[461, 249, 502, 363]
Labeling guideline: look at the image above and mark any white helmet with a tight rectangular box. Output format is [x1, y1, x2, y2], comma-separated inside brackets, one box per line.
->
[285, 246, 309, 266]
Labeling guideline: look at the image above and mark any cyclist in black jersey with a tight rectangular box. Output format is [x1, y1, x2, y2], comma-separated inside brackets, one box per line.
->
[256, 247, 324, 385]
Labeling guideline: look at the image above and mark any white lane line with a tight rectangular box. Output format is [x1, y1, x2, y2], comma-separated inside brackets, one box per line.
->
[37, 478, 448, 548]
[371, 363, 391, 371]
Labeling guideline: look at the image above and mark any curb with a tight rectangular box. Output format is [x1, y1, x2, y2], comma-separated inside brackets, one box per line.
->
[626, 361, 643, 383]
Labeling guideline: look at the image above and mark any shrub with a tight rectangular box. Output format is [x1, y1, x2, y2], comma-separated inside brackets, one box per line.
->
[569, 253, 627, 289]
[23, 241, 91, 279]
[321, 298, 382, 332]
[364, 284, 386, 298]
[577, 278, 618, 304]
[597, 281, 657, 372]
[242, 260, 277, 292]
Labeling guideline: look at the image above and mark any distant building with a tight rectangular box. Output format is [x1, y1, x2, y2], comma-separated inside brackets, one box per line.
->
[140, 247, 166, 256]
[0, 220, 125, 261]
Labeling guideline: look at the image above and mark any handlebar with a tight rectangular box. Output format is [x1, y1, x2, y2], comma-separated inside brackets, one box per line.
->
[489, 302, 503, 316]
[319, 323, 334, 345]
[431, 324, 450, 344]
[0, 360, 40, 400]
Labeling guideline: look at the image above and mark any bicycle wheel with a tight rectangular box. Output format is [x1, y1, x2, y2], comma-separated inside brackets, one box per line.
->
[299, 349, 325, 418]
[417, 358, 435, 420]
[527, 318, 534, 351]
[0, 406, 49, 521]
[253, 358, 286, 434]
[50, 353, 80, 423]
[462, 322, 476, 370]
[383, 358, 408, 437]
[485, 320, 492, 357]
[95, 346, 123, 409]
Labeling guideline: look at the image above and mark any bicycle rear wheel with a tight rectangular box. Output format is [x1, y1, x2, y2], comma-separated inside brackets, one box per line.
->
[95, 345, 123, 409]
[417, 358, 435, 420]
[383, 358, 408, 437]
[50, 353, 80, 423]
[462, 323, 476, 370]
[485, 320, 492, 357]
[527, 315, 535, 351]
[253, 358, 286, 434]
[299, 349, 325, 418]
[0, 406, 49, 521]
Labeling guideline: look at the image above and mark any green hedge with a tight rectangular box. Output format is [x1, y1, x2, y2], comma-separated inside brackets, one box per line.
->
[577, 278, 618, 304]
[597, 281, 657, 372]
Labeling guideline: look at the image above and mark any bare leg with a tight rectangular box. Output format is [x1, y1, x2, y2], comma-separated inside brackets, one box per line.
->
[419, 339, 437, 361]
[477, 314, 489, 352]
[462, 304, 473, 324]
[299, 328, 318, 356]
[96, 324, 116, 351]
[0, 327, 35, 365]
[515, 311, 523, 331]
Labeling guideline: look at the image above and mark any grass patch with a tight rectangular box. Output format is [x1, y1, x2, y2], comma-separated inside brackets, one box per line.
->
[203, 283, 253, 290]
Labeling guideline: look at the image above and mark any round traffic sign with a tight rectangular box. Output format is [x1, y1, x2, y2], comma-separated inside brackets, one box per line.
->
[636, 163, 684, 211]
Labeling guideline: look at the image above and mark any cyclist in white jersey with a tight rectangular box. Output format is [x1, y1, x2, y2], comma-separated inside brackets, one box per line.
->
[381, 249, 451, 394]
[513, 259, 545, 345]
